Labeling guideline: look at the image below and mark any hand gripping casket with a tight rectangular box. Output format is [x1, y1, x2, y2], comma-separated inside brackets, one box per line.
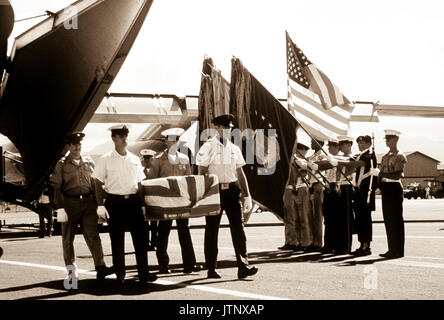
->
[142, 174, 221, 220]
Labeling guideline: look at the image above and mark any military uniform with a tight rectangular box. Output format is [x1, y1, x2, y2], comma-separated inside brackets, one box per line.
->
[307, 146, 325, 251]
[52, 132, 111, 281]
[335, 136, 356, 254]
[379, 129, 407, 259]
[147, 128, 198, 274]
[280, 143, 311, 250]
[197, 114, 257, 279]
[353, 136, 378, 255]
[321, 138, 340, 254]
[92, 125, 156, 284]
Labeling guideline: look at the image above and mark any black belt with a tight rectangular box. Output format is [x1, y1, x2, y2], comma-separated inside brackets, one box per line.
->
[63, 193, 92, 199]
[107, 193, 137, 200]
[219, 182, 237, 190]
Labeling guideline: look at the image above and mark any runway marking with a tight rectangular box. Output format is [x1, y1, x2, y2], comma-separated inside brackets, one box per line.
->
[372, 235, 444, 239]
[380, 260, 444, 269]
[0, 259, 288, 300]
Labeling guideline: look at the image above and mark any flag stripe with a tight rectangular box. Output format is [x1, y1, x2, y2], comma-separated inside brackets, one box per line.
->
[305, 65, 333, 108]
[289, 80, 351, 122]
[287, 103, 343, 140]
[289, 85, 350, 130]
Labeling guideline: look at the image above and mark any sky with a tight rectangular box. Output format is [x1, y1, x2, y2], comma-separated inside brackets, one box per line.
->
[6, 0, 444, 165]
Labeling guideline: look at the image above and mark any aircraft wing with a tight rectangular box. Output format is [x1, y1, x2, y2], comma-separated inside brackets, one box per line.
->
[0, 0, 153, 202]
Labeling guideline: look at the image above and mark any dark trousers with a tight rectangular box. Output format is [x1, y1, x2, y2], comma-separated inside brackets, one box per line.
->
[381, 182, 405, 255]
[204, 183, 249, 271]
[322, 183, 338, 249]
[354, 192, 373, 244]
[334, 185, 354, 253]
[105, 194, 148, 280]
[156, 218, 196, 269]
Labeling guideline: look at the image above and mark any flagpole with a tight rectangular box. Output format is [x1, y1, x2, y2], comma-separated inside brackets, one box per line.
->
[366, 102, 378, 204]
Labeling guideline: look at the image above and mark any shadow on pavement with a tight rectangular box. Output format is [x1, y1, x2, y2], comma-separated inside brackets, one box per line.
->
[0, 277, 180, 300]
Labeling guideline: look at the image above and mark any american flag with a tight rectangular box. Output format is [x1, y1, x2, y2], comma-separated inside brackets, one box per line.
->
[286, 31, 354, 141]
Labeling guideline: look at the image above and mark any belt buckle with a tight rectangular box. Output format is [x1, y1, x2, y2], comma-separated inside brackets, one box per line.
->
[79, 195, 83, 200]
[124, 195, 130, 199]
[221, 183, 229, 190]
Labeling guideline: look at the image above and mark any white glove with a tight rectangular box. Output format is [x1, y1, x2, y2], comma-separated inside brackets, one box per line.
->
[57, 208, 68, 223]
[243, 196, 253, 214]
[295, 159, 308, 170]
[97, 206, 109, 222]
[307, 162, 319, 171]
[370, 168, 380, 176]
[327, 156, 338, 167]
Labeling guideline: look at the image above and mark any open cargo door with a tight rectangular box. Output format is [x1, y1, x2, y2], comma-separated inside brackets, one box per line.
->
[0, 0, 153, 205]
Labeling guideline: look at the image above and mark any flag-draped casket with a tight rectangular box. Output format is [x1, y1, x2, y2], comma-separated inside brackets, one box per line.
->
[142, 174, 221, 220]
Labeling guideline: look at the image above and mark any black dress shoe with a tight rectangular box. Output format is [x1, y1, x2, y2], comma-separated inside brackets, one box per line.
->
[183, 264, 203, 274]
[207, 270, 222, 279]
[303, 245, 317, 253]
[320, 247, 334, 254]
[158, 266, 171, 274]
[278, 244, 293, 250]
[140, 273, 158, 284]
[352, 248, 372, 256]
[115, 277, 125, 285]
[379, 252, 403, 259]
[238, 266, 258, 279]
[291, 245, 304, 251]
[96, 265, 115, 280]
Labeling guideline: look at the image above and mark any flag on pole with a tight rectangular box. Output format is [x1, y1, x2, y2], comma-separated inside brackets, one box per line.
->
[286, 31, 354, 141]
[230, 57, 298, 220]
[198, 56, 230, 133]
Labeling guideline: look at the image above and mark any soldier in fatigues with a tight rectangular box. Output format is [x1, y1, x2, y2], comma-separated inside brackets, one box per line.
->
[280, 143, 312, 251]
[147, 128, 200, 274]
[378, 129, 407, 259]
[52, 132, 113, 283]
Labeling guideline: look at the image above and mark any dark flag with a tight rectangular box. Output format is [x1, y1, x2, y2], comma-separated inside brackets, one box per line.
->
[197, 56, 230, 133]
[230, 58, 298, 220]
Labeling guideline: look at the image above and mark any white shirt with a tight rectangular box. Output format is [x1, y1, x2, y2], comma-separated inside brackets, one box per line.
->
[196, 136, 246, 183]
[92, 150, 145, 195]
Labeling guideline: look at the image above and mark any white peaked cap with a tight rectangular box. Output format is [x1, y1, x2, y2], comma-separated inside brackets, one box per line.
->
[384, 129, 401, 137]
[338, 135, 354, 143]
[161, 127, 185, 137]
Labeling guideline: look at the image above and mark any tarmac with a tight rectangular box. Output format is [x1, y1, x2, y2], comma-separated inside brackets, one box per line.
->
[0, 198, 443, 302]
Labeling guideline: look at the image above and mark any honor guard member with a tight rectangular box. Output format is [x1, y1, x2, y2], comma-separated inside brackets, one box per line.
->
[147, 128, 201, 274]
[196, 114, 258, 279]
[320, 138, 340, 254]
[305, 139, 326, 252]
[293, 142, 318, 251]
[335, 135, 356, 254]
[92, 124, 157, 285]
[337, 136, 379, 256]
[279, 142, 311, 251]
[351, 135, 378, 256]
[52, 132, 113, 282]
[140, 149, 158, 251]
[378, 129, 407, 259]
[0, 0, 14, 80]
